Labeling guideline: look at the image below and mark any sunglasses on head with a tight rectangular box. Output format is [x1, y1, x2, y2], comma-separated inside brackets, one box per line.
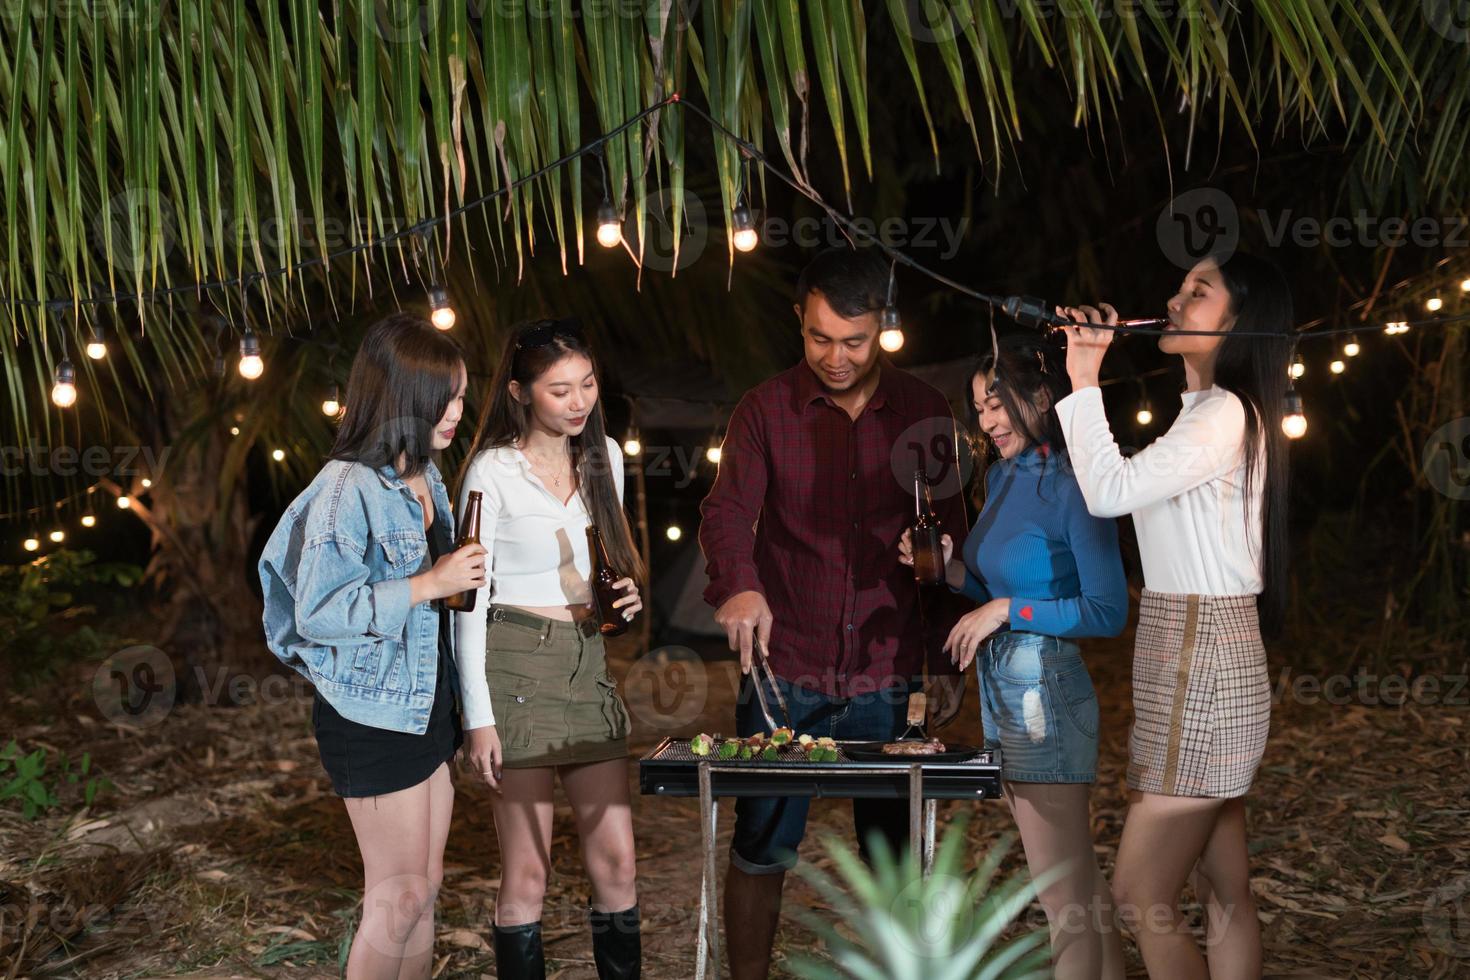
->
[515, 317, 584, 351]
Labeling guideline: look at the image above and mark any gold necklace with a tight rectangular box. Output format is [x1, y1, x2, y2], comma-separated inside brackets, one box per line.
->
[524, 448, 570, 487]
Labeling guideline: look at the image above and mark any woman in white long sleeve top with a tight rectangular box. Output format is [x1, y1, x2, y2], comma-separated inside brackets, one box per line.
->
[1056, 252, 1293, 979]
[454, 318, 645, 980]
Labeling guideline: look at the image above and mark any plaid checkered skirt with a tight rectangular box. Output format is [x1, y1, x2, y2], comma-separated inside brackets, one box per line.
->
[1127, 590, 1270, 798]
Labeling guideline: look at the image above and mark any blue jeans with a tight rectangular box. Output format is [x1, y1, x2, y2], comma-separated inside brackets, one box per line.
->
[729, 674, 912, 875]
[978, 631, 1099, 783]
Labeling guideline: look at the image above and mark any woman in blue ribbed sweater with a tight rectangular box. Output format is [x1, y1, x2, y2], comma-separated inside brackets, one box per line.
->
[902, 335, 1127, 979]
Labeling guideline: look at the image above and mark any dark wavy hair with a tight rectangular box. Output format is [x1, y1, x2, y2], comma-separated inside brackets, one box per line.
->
[964, 333, 1072, 501]
[458, 318, 645, 583]
[1207, 251, 1294, 636]
[329, 312, 464, 481]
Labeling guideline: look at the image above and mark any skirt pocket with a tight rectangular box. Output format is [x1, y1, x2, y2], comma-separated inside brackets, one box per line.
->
[595, 672, 631, 740]
[488, 673, 540, 750]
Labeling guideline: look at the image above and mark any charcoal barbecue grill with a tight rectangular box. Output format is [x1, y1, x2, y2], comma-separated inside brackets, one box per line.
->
[639, 736, 1003, 979]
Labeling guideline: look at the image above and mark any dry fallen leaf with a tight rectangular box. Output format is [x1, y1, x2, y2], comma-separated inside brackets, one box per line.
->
[1377, 832, 1411, 853]
[440, 928, 489, 950]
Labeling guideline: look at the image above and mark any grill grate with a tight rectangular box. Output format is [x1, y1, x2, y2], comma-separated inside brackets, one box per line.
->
[648, 738, 995, 768]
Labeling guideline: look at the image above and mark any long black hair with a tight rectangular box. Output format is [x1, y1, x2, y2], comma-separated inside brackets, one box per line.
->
[330, 312, 464, 481]
[964, 333, 1071, 501]
[1208, 251, 1294, 636]
[459, 318, 646, 583]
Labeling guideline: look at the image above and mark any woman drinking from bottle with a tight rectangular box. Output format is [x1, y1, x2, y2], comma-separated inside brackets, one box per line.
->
[1056, 251, 1293, 978]
[259, 312, 484, 978]
[454, 317, 644, 980]
[901, 333, 1128, 979]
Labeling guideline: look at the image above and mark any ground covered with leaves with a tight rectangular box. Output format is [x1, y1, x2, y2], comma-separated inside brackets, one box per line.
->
[2, 614, 1467, 978]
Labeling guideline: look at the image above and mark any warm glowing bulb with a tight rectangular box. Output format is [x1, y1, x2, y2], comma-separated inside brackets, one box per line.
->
[665, 524, 683, 542]
[117, 495, 132, 509]
[322, 399, 340, 417]
[81, 515, 96, 528]
[706, 445, 722, 465]
[238, 354, 264, 380]
[1461, 278, 1470, 293]
[23, 537, 39, 552]
[1289, 360, 1306, 380]
[1136, 408, 1154, 426]
[1330, 359, 1345, 375]
[623, 438, 642, 457]
[596, 202, 623, 248]
[879, 328, 905, 353]
[51, 358, 77, 408]
[1282, 413, 1308, 439]
[731, 205, 759, 252]
[272, 449, 286, 462]
[1426, 296, 1443, 313]
[141, 478, 152, 489]
[86, 341, 107, 360]
[1343, 338, 1360, 357]
[430, 305, 456, 331]
[230, 426, 241, 436]
[49, 530, 65, 543]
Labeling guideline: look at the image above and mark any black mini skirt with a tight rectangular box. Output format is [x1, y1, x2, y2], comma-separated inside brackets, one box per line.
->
[312, 638, 464, 798]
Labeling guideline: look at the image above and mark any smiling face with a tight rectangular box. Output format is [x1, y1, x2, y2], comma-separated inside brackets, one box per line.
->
[1163, 257, 1236, 357]
[798, 291, 882, 394]
[510, 352, 598, 437]
[430, 362, 468, 451]
[973, 371, 1030, 460]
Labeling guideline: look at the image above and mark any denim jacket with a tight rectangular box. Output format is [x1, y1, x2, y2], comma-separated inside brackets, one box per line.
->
[259, 458, 462, 734]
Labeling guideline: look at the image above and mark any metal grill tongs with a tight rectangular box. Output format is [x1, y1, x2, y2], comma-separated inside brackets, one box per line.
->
[750, 635, 794, 732]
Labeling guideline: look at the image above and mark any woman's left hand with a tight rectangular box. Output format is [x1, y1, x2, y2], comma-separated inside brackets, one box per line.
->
[1057, 302, 1118, 390]
[611, 578, 642, 621]
[943, 598, 1011, 671]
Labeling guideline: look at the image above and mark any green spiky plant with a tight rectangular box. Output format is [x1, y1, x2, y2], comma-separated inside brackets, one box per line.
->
[789, 818, 1055, 980]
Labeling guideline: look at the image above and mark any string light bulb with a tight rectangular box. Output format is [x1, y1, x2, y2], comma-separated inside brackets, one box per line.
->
[879, 305, 905, 352]
[141, 478, 152, 489]
[1385, 321, 1409, 336]
[622, 431, 642, 457]
[1460, 278, 1470, 293]
[1426, 296, 1443, 313]
[51, 358, 77, 408]
[229, 426, 241, 436]
[272, 448, 286, 462]
[116, 495, 132, 509]
[86, 323, 107, 360]
[1343, 335, 1360, 357]
[665, 523, 683, 542]
[731, 205, 759, 252]
[428, 287, 456, 331]
[238, 330, 264, 379]
[1282, 389, 1307, 440]
[49, 529, 65, 544]
[1136, 404, 1154, 426]
[81, 514, 96, 528]
[1330, 359, 1345, 375]
[596, 201, 623, 248]
[23, 535, 40, 552]
[1289, 357, 1306, 380]
[705, 444, 723, 465]
[322, 385, 341, 417]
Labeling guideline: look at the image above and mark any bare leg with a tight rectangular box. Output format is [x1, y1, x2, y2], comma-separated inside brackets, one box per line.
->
[341, 776, 435, 980]
[1189, 797, 1261, 979]
[724, 864, 785, 980]
[560, 758, 638, 912]
[1004, 782, 1125, 980]
[492, 767, 557, 927]
[395, 763, 454, 980]
[1111, 791, 1227, 979]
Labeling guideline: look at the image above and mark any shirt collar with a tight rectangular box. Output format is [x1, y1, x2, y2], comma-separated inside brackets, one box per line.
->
[373, 458, 444, 491]
[791, 359, 901, 416]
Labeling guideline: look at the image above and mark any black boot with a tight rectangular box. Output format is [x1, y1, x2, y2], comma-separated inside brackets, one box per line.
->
[589, 903, 641, 980]
[493, 920, 546, 980]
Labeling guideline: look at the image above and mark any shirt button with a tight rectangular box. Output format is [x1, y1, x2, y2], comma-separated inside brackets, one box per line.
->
[845, 624, 853, 631]
[850, 471, 857, 480]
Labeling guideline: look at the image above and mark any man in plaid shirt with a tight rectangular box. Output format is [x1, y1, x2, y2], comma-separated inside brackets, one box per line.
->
[699, 247, 969, 980]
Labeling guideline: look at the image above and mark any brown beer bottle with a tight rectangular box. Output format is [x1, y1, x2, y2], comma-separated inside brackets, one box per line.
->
[586, 524, 632, 636]
[912, 470, 945, 587]
[441, 491, 483, 612]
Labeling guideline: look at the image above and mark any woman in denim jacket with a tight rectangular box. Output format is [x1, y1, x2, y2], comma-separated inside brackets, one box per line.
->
[259, 312, 487, 978]
[901, 335, 1128, 979]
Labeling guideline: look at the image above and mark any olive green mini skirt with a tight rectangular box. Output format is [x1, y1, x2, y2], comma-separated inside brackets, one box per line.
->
[484, 605, 631, 769]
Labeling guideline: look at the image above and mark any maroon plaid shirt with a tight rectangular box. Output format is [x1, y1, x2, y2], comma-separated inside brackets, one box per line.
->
[700, 361, 969, 698]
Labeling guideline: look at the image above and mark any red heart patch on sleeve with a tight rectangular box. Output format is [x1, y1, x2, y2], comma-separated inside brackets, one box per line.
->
[1018, 605, 1034, 621]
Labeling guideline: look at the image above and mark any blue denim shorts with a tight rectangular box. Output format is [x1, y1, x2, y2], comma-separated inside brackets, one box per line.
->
[978, 631, 1099, 784]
